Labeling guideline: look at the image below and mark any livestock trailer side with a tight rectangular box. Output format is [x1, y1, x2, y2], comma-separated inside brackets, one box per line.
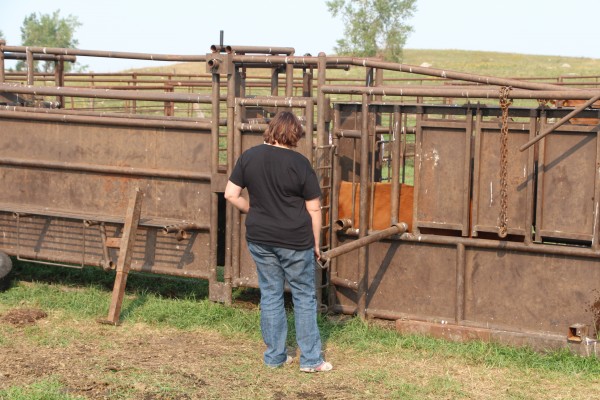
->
[2, 40, 600, 354]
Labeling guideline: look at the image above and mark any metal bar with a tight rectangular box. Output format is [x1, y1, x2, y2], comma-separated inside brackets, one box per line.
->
[2, 105, 222, 124]
[231, 100, 242, 288]
[2, 45, 207, 62]
[0, 82, 213, 103]
[524, 113, 537, 245]
[321, 85, 600, 100]
[471, 109, 483, 237]
[0, 108, 213, 131]
[455, 243, 465, 323]
[330, 275, 359, 290]
[3, 52, 77, 62]
[329, 104, 342, 306]
[105, 187, 143, 325]
[209, 70, 224, 295]
[235, 97, 310, 107]
[357, 93, 371, 317]
[211, 45, 295, 55]
[390, 106, 401, 224]
[325, 57, 573, 92]
[535, 112, 547, 243]
[0, 40, 5, 83]
[335, 229, 600, 259]
[462, 109, 473, 236]
[0, 157, 211, 181]
[320, 223, 409, 263]
[26, 49, 33, 86]
[519, 93, 600, 151]
[594, 128, 600, 251]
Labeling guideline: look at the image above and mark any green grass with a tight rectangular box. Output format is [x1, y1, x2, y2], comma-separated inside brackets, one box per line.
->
[0, 378, 81, 400]
[2, 261, 600, 398]
[3, 261, 600, 378]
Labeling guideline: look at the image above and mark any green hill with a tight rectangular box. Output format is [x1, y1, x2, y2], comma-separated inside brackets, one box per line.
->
[131, 49, 600, 80]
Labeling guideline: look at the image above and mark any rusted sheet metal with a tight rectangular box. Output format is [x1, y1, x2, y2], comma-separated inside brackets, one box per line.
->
[471, 119, 534, 238]
[414, 121, 471, 235]
[0, 111, 214, 279]
[536, 124, 599, 243]
[332, 236, 600, 337]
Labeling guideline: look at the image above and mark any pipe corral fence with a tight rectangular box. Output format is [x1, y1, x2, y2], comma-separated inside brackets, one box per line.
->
[1, 39, 600, 355]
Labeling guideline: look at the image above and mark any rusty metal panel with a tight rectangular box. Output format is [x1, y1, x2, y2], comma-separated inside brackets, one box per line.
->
[0, 118, 212, 222]
[415, 121, 471, 234]
[0, 214, 210, 277]
[332, 237, 457, 319]
[464, 247, 600, 334]
[331, 236, 600, 336]
[0, 113, 213, 279]
[471, 121, 533, 237]
[537, 126, 598, 242]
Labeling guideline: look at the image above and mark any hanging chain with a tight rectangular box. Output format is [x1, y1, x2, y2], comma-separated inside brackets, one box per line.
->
[498, 86, 512, 239]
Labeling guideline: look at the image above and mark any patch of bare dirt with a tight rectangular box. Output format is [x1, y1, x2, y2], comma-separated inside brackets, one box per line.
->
[1, 308, 47, 326]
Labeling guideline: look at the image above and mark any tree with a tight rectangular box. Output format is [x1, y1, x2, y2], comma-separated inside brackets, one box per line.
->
[326, 0, 417, 62]
[17, 10, 82, 72]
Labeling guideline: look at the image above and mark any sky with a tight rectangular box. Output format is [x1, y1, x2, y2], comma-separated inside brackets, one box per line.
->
[1, 0, 599, 72]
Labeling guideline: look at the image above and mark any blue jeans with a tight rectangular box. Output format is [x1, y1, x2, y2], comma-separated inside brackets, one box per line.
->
[247, 241, 324, 369]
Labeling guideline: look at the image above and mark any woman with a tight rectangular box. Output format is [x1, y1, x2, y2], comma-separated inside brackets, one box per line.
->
[224, 111, 332, 373]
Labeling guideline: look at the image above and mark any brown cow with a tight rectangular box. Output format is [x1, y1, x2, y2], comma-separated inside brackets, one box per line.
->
[337, 180, 414, 232]
[561, 99, 600, 125]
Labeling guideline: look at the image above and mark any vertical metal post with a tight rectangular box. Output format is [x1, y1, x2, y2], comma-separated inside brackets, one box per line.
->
[390, 105, 401, 224]
[329, 104, 342, 307]
[232, 102, 243, 286]
[26, 48, 34, 86]
[285, 55, 294, 97]
[593, 122, 600, 250]
[316, 52, 329, 310]
[357, 93, 370, 318]
[471, 108, 483, 237]
[534, 111, 547, 243]
[0, 40, 5, 83]
[302, 68, 313, 98]
[210, 70, 229, 302]
[271, 66, 279, 97]
[228, 68, 240, 287]
[462, 109, 474, 236]
[524, 110, 537, 245]
[54, 57, 65, 108]
[316, 53, 327, 149]
[455, 242, 465, 323]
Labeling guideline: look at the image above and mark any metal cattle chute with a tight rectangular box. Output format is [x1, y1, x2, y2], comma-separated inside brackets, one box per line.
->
[1, 39, 600, 355]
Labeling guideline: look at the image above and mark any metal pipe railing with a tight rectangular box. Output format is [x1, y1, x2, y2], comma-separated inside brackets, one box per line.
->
[319, 222, 409, 264]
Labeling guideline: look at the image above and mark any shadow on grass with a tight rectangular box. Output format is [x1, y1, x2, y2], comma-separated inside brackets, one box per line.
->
[7, 258, 210, 300]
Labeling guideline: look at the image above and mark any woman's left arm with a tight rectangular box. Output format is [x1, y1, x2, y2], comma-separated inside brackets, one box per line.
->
[305, 197, 322, 259]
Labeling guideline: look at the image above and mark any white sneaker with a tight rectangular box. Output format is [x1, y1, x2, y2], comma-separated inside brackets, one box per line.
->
[300, 361, 333, 373]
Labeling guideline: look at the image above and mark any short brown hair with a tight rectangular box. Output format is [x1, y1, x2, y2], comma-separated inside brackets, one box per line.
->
[263, 111, 303, 147]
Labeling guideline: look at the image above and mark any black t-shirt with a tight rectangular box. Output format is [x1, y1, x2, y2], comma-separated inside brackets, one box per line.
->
[229, 144, 322, 250]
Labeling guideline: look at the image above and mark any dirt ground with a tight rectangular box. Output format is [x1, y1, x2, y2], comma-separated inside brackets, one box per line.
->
[0, 308, 352, 399]
[2, 307, 600, 400]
